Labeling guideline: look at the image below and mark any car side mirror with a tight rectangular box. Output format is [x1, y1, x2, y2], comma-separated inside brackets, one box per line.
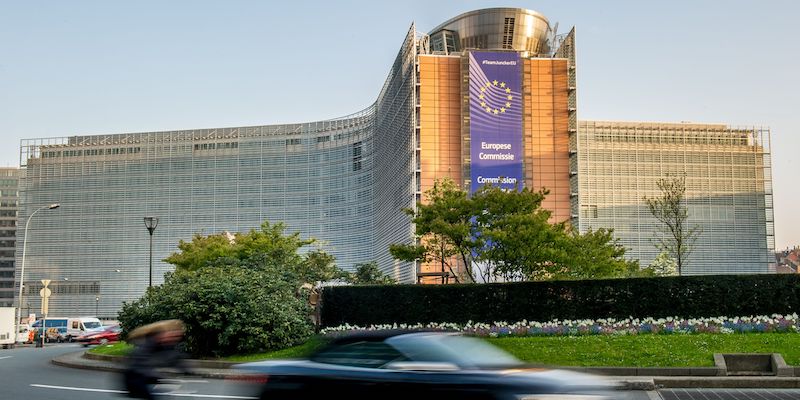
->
[385, 361, 460, 371]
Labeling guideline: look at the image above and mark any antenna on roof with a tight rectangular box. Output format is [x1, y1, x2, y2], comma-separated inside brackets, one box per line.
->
[547, 22, 560, 55]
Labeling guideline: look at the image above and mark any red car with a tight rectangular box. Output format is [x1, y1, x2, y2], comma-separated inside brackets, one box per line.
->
[76, 325, 122, 347]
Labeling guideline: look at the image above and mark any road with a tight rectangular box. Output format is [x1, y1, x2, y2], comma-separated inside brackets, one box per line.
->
[0, 344, 258, 399]
[2, 344, 800, 399]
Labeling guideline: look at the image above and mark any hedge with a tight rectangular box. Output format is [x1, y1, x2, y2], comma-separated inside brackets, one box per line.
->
[319, 274, 800, 327]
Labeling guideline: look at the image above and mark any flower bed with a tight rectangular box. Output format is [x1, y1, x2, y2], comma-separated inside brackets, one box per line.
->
[321, 313, 800, 337]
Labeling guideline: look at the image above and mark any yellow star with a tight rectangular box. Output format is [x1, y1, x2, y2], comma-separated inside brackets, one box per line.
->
[478, 94, 484, 100]
[485, 107, 492, 112]
[500, 82, 506, 88]
[480, 101, 486, 107]
[500, 107, 506, 113]
[481, 87, 486, 92]
[507, 95, 513, 100]
[505, 88, 511, 93]
[485, 82, 492, 87]
[493, 109, 499, 114]
[505, 102, 511, 108]
[492, 80, 498, 86]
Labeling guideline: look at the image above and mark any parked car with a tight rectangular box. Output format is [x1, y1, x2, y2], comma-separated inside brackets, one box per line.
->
[45, 327, 68, 343]
[76, 325, 121, 347]
[233, 330, 616, 400]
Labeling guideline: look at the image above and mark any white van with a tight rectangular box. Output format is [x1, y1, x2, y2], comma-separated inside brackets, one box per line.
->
[17, 324, 31, 344]
[66, 317, 103, 341]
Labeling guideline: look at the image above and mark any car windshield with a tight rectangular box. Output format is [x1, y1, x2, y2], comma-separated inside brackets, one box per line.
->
[387, 333, 522, 369]
[84, 322, 102, 329]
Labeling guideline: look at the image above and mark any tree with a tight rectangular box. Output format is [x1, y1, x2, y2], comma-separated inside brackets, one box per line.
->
[390, 178, 640, 282]
[550, 228, 641, 280]
[119, 220, 344, 356]
[470, 184, 560, 282]
[389, 178, 476, 283]
[644, 175, 701, 275]
[345, 261, 396, 285]
[649, 251, 678, 276]
[164, 221, 346, 285]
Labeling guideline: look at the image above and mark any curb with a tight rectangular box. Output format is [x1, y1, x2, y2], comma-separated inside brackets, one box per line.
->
[51, 351, 241, 380]
[82, 351, 239, 370]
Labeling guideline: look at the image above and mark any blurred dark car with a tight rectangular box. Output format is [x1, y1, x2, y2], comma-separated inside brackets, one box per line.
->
[76, 325, 121, 347]
[233, 331, 616, 400]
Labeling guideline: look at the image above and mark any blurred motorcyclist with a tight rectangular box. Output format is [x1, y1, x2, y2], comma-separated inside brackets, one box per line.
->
[122, 319, 190, 399]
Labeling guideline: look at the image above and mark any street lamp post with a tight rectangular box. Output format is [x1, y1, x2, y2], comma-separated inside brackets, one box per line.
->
[15, 203, 60, 346]
[143, 217, 159, 288]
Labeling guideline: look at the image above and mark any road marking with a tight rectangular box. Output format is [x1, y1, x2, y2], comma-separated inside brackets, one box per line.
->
[161, 378, 209, 383]
[30, 384, 126, 394]
[646, 391, 663, 400]
[0, 356, 12, 360]
[30, 384, 257, 399]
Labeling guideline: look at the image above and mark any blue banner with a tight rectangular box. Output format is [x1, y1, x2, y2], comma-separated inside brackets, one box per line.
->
[469, 51, 523, 193]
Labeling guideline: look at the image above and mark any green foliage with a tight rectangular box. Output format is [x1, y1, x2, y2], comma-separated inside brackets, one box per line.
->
[345, 262, 396, 285]
[119, 267, 314, 357]
[162, 233, 234, 272]
[320, 274, 800, 327]
[120, 220, 341, 357]
[390, 178, 476, 282]
[472, 185, 559, 282]
[391, 178, 642, 282]
[549, 228, 641, 280]
[88, 342, 132, 356]
[225, 335, 330, 362]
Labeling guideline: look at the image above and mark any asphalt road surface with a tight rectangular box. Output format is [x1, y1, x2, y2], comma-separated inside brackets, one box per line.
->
[3, 344, 800, 399]
[0, 344, 258, 399]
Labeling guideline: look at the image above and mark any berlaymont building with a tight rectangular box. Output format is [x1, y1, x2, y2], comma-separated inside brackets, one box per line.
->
[16, 8, 774, 317]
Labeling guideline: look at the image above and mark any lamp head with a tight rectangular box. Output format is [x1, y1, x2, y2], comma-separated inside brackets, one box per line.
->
[144, 216, 159, 233]
[48, 203, 60, 209]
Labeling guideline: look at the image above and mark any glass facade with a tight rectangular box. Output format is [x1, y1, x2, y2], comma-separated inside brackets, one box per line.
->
[0, 168, 19, 307]
[577, 121, 775, 274]
[372, 24, 419, 283]
[18, 110, 376, 317]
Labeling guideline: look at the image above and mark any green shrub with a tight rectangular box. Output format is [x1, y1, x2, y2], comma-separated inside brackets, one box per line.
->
[320, 274, 800, 327]
[119, 266, 313, 357]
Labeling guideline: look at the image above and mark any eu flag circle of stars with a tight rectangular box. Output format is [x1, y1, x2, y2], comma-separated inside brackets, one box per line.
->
[477, 80, 514, 115]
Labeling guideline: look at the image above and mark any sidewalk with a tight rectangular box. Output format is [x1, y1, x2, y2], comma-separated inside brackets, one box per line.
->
[51, 350, 800, 390]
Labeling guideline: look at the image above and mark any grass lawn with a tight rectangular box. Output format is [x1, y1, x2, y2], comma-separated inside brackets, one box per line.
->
[90, 342, 132, 356]
[489, 333, 800, 367]
[89, 333, 800, 367]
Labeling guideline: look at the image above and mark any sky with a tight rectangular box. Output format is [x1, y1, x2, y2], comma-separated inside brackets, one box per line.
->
[1, 1, 797, 249]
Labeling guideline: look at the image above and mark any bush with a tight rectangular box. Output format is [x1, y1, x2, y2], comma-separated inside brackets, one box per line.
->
[119, 266, 314, 357]
[320, 274, 800, 327]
